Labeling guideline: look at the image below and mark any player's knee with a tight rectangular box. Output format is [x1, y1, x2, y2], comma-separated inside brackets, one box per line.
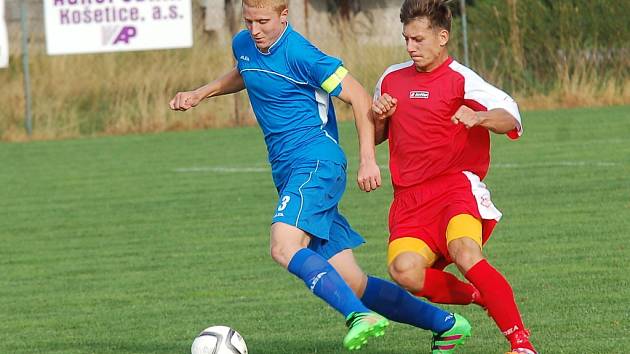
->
[388, 254, 425, 292]
[449, 241, 483, 272]
[269, 223, 310, 268]
[453, 251, 482, 271]
[269, 243, 294, 268]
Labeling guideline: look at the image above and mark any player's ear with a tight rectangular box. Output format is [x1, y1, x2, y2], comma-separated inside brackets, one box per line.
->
[439, 29, 449, 47]
[280, 8, 289, 25]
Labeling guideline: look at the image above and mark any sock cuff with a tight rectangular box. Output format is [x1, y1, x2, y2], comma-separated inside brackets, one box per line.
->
[464, 259, 490, 281]
[361, 274, 398, 302]
[287, 248, 316, 275]
[361, 275, 375, 302]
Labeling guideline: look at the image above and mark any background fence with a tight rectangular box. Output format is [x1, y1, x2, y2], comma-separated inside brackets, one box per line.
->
[1, 0, 628, 140]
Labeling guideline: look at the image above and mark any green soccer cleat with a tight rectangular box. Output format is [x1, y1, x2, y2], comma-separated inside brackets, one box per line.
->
[431, 313, 472, 354]
[343, 312, 389, 351]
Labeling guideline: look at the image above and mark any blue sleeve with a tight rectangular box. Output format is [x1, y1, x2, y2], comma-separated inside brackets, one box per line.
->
[288, 36, 346, 96]
[330, 85, 342, 97]
[232, 30, 249, 70]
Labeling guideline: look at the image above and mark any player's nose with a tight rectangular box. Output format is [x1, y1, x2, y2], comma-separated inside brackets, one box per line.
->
[250, 23, 262, 36]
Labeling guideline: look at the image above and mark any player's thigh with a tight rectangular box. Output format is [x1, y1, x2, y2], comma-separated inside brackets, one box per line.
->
[328, 249, 367, 297]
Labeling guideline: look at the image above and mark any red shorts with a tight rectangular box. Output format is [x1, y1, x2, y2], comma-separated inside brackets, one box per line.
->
[388, 172, 499, 268]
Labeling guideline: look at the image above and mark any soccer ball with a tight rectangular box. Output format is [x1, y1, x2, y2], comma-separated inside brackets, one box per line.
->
[191, 326, 248, 354]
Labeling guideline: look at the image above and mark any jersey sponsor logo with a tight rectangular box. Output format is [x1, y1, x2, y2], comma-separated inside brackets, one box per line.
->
[410, 91, 430, 99]
[239, 55, 250, 62]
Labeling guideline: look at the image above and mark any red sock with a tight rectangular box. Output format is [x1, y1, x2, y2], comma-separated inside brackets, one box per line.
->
[415, 268, 485, 306]
[465, 260, 534, 351]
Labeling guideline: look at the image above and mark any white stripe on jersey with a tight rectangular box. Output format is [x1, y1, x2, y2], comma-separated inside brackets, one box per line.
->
[373, 61, 414, 101]
[239, 68, 308, 86]
[448, 60, 523, 136]
[314, 88, 339, 144]
[315, 88, 329, 126]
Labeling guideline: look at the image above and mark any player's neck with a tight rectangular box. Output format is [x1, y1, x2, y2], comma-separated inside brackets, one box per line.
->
[415, 51, 449, 73]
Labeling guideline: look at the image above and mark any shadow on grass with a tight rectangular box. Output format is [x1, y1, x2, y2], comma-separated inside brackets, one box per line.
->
[247, 337, 405, 354]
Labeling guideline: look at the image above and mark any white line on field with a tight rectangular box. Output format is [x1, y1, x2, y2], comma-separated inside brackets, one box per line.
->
[174, 166, 269, 173]
[493, 161, 620, 168]
[174, 161, 621, 173]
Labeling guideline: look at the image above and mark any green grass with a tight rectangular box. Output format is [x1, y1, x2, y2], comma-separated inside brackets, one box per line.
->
[1, 105, 629, 353]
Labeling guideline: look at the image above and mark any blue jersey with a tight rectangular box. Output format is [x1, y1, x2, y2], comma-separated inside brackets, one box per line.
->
[232, 25, 348, 189]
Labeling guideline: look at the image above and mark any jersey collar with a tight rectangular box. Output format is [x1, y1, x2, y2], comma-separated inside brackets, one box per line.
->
[257, 24, 291, 56]
[415, 56, 453, 77]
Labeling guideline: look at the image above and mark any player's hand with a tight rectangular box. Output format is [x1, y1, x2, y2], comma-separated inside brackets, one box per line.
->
[169, 90, 203, 111]
[451, 105, 481, 128]
[372, 94, 397, 120]
[357, 160, 381, 193]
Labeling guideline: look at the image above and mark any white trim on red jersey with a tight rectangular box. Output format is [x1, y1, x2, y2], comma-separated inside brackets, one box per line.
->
[449, 60, 523, 137]
[373, 60, 414, 101]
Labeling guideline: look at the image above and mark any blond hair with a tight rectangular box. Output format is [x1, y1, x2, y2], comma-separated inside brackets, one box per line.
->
[242, 0, 288, 14]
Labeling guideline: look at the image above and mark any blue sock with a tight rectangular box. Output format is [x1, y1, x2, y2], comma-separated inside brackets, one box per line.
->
[287, 248, 370, 318]
[361, 276, 455, 333]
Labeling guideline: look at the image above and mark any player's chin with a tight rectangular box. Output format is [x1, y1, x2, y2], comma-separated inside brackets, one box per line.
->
[411, 58, 426, 67]
[255, 41, 269, 51]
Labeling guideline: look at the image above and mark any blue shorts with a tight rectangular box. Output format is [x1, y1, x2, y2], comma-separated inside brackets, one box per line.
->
[272, 160, 365, 259]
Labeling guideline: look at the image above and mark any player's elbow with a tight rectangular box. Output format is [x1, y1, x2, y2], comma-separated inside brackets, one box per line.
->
[494, 117, 518, 135]
[484, 110, 518, 134]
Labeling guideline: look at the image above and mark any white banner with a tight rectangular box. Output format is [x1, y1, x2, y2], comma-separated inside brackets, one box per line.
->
[0, 0, 8, 68]
[43, 0, 193, 55]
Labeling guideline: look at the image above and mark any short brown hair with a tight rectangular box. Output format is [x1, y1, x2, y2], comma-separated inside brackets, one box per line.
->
[400, 0, 452, 32]
[242, 0, 288, 13]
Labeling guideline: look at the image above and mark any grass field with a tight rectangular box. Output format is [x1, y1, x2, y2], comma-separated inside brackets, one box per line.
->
[1, 105, 629, 354]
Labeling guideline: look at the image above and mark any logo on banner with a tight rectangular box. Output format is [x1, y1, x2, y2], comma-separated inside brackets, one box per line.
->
[102, 26, 138, 45]
[44, 0, 192, 55]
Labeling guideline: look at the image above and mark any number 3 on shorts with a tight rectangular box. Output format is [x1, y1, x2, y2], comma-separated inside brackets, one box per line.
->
[278, 196, 291, 211]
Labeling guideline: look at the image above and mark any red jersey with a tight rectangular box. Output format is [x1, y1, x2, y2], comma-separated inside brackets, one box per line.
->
[374, 57, 522, 191]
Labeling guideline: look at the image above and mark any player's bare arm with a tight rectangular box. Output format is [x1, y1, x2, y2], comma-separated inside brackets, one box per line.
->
[337, 74, 382, 193]
[371, 93, 397, 145]
[169, 67, 245, 111]
[451, 105, 518, 134]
